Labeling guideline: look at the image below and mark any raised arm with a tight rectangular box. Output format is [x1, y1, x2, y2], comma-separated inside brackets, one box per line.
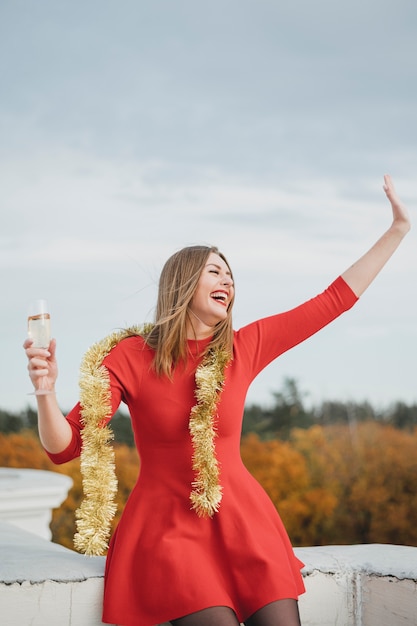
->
[341, 174, 411, 296]
[24, 338, 73, 454]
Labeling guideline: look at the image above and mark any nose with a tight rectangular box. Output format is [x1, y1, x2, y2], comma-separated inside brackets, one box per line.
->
[222, 274, 233, 287]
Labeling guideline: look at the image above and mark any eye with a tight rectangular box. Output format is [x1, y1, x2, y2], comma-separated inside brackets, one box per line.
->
[209, 269, 219, 275]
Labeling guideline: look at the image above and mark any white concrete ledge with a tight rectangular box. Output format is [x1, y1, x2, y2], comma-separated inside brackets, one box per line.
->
[1, 521, 416, 626]
[0, 521, 105, 584]
[296, 543, 417, 580]
[0, 522, 108, 626]
[295, 544, 417, 626]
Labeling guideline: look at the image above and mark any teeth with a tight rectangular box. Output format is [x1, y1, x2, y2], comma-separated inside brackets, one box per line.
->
[211, 292, 227, 302]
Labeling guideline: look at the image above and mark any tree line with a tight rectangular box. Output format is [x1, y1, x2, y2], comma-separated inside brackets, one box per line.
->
[1, 378, 416, 550]
[2, 377, 417, 443]
[242, 377, 417, 439]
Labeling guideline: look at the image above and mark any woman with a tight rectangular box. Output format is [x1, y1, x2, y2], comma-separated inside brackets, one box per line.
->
[24, 175, 410, 626]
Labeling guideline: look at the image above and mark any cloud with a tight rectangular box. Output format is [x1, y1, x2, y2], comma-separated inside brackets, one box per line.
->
[1, 0, 416, 412]
[2, 1, 416, 180]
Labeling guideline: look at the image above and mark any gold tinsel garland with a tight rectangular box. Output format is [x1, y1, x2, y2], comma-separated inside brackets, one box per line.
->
[189, 347, 230, 516]
[73, 325, 145, 556]
[73, 325, 230, 555]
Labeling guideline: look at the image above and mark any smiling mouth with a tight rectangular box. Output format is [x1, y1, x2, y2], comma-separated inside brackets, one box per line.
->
[210, 291, 228, 306]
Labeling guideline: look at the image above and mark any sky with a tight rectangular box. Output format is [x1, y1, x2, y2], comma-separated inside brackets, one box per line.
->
[1, 0, 416, 415]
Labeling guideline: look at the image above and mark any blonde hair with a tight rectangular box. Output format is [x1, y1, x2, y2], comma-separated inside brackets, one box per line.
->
[144, 245, 234, 376]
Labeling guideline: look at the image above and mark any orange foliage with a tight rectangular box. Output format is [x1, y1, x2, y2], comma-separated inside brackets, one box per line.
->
[0, 430, 54, 470]
[241, 433, 337, 545]
[1, 424, 417, 549]
[291, 423, 417, 545]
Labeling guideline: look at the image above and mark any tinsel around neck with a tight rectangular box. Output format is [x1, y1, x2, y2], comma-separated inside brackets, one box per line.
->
[73, 324, 230, 556]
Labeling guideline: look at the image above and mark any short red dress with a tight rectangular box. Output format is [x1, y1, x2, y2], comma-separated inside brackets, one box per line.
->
[47, 277, 357, 626]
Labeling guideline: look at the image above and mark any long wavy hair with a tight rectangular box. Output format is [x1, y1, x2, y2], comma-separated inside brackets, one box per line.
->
[143, 245, 235, 377]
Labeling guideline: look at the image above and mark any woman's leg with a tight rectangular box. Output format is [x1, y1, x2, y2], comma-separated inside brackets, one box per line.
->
[171, 606, 240, 626]
[245, 599, 301, 626]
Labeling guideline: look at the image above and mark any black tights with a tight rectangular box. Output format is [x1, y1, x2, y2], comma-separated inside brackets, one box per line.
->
[170, 599, 301, 626]
[245, 600, 301, 626]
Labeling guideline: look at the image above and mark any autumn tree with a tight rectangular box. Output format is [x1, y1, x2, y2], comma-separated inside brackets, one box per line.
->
[241, 433, 337, 545]
[291, 423, 417, 545]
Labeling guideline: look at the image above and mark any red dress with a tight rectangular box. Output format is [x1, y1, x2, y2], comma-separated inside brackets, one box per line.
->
[48, 277, 357, 626]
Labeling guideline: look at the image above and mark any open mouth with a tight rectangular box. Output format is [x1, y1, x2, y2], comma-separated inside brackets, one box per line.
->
[210, 291, 228, 306]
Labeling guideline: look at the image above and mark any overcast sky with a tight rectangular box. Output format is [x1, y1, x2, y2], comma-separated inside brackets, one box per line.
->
[1, 0, 416, 414]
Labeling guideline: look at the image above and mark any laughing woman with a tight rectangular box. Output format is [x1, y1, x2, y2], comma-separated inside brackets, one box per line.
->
[24, 175, 410, 626]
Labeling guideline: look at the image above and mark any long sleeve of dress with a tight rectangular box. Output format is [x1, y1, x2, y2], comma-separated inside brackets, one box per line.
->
[44, 359, 126, 464]
[234, 276, 358, 381]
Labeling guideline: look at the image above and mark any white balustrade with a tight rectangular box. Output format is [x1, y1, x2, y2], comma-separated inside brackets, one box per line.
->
[0, 467, 73, 540]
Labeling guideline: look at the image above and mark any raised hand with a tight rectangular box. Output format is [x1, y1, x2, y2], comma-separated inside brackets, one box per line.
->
[383, 174, 411, 234]
[341, 174, 411, 296]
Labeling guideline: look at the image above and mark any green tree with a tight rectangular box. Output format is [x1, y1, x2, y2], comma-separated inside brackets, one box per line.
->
[313, 400, 376, 425]
[385, 401, 417, 430]
[243, 378, 313, 439]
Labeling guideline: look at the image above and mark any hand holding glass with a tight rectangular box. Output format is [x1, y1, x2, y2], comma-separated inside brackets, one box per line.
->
[27, 299, 53, 395]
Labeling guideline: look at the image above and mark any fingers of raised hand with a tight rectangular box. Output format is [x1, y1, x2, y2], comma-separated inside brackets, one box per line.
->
[382, 174, 411, 232]
[383, 174, 404, 208]
[383, 173, 392, 186]
[383, 173, 395, 196]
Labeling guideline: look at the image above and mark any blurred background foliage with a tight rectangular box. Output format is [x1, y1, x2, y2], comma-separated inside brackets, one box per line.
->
[1, 378, 416, 551]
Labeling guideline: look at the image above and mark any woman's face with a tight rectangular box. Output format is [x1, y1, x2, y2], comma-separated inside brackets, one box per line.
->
[187, 252, 234, 337]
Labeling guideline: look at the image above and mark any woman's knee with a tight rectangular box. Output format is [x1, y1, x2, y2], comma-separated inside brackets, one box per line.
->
[245, 599, 301, 626]
[171, 605, 240, 626]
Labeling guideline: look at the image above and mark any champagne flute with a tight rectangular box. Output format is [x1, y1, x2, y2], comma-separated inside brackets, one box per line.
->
[27, 299, 53, 395]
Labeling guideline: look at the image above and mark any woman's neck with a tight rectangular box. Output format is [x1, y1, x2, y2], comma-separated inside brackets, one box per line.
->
[186, 309, 215, 340]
